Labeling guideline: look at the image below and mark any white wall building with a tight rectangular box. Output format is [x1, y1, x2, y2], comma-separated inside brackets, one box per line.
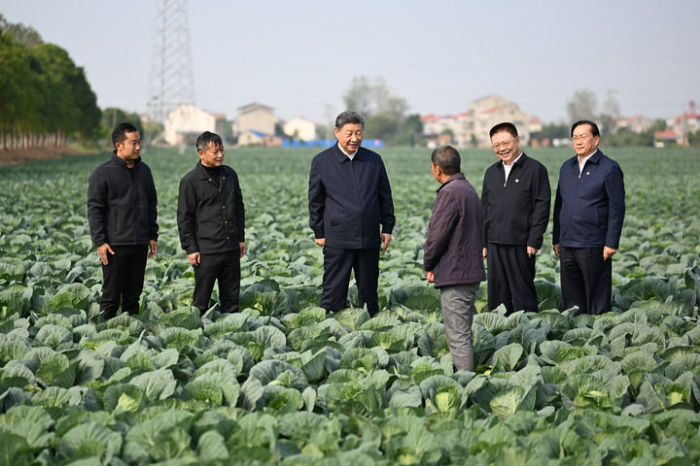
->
[283, 117, 317, 141]
[164, 104, 216, 146]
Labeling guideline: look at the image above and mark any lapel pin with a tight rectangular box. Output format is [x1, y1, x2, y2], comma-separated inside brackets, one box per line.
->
[515, 179, 519, 183]
[586, 171, 590, 176]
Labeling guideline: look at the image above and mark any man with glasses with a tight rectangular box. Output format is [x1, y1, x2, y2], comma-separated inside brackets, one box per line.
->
[553, 120, 625, 315]
[481, 122, 550, 315]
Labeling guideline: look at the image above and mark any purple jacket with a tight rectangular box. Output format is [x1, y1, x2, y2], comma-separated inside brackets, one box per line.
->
[424, 173, 486, 288]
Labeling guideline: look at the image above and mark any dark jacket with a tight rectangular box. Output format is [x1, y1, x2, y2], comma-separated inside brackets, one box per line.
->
[308, 144, 395, 249]
[424, 173, 486, 288]
[87, 152, 158, 247]
[481, 153, 551, 249]
[177, 162, 245, 254]
[553, 149, 625, 248]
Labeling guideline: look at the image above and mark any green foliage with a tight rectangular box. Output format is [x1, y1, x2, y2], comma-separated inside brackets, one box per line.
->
[0, 147, 699, 463]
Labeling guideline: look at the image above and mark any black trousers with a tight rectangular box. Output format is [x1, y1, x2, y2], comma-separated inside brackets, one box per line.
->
[193, 250, 241, 314]
[100, 245, 148, 319]
[486, 243, 538, 314]
[559, 246, 612, 315]
[321, 246, 380, 316]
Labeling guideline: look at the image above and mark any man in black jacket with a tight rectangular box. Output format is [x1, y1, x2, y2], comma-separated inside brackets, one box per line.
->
[308, 111, 395, 316]
[481, 122, 550, 315]
[424, 145, 485, 372]
[87, 122, 158, 319]
[177, 131, 246, 315]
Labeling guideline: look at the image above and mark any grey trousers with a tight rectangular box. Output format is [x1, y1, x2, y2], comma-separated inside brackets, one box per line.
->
[440, 283, 479, 372]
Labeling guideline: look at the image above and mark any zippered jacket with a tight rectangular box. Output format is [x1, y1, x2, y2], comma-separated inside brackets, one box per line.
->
[553, 149, 625, 248]
[308, 145, 395, 249]
[87, 152, 158, 247]
[481, 153, 551, 249]
[177, 162, 245, 254]
[424, 173, 485, 288]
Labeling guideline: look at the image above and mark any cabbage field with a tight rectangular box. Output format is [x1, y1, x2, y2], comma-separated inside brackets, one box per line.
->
[1, 146, 700, 465]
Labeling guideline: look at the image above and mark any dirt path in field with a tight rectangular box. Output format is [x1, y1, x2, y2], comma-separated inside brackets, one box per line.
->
[0, 147, 91, 166]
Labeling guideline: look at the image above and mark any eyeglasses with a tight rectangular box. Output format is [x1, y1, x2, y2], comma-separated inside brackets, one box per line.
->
[571, 134, 592, 141]
[492, 139, 515, 150]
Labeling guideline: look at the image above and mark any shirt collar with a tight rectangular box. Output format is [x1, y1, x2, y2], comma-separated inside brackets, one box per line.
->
[337, 142, 358, 160]
[502, 151, 524, 169]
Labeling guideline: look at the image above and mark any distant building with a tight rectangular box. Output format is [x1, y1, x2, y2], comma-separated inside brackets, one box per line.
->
[421, 112, 471, 146]
[666, 101, 700, 146]
[283, 118, 317, 142]
[164, 104, 216, 146]
[614, 115, 655, 133]
[232, 102, 277, 137]
[421, 95, 537, 148]
[237, 130, 282, 147]
[468, 95, 532, 147]
[654, 128, 680, 147]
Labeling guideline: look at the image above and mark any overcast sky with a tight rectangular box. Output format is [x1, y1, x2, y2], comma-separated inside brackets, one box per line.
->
[2, 0, 699, 124]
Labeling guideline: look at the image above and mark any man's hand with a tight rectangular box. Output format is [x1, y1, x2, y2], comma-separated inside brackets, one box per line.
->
[426, 271, 434, 283]
[314, 238, 325, 247]
[527, 246, 538, 258]
[97, 243, 115, 265]
[553, 244, 560, 257]
[188, 252, 201, 267]
[603, 246, 617, 260]
[381, 233, 392, 251]
[482, 247, 487, 260]
[149, 240, 158, 258]
[239, 242, 247, 258]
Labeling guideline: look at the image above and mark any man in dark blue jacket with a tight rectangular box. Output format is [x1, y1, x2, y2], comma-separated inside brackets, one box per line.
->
[481, 122, 550, 315]
[308, 111, 395, 316]
[177, 131, 246, 315]
[424, 146, 485, 372]
[553, 120, 625, 315]
[87, 123, 158, 319]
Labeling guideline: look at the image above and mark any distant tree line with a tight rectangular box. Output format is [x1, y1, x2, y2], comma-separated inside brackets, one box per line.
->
[342, 76, 423, 146]
[0, 14, 101, 150]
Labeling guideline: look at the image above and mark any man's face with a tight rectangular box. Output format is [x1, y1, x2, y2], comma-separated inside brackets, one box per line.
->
[115, 131, 141, 161]
[198, 142, 225, 168]
[490, 130, 520, 165]
[572, 123, 600, 158]
[334, 123, 363, 155]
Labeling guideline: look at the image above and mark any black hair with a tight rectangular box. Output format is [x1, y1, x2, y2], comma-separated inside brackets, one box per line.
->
[431, 145, 461, 175]
[335, 111, 365, 129]
[112, 122, 139, 148]
[571, 119, 600, 137]
[489, 122, 519, 139]
[196, 131, 224, 153]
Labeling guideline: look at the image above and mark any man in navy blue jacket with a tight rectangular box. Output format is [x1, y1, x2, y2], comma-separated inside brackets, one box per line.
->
[308, 111, 395, 316]
[553, 120, 625, 315]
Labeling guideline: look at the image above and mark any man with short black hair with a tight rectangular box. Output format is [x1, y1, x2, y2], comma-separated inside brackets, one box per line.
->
[481, 122, 550, 314]
[177, 131, 246, 314]
[553, 120, 625, 315]
[87, 122, 158, 319]
[424, 145, 485, 371]
[308, 111, 395, 316]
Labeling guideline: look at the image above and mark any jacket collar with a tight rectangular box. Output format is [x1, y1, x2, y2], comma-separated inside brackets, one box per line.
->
[437, 172, 465, 192]
[195, 160, 226, 179]
[496, 152, 528, 170]
[332, 143, 366, 163]
[111, 150, 141, 168]
[570, 148, 603, 166]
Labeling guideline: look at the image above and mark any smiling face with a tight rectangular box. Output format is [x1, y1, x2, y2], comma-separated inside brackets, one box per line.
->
[572, 123, 600, 159]
[334, 123, 363, 155]
[198, 141, 225, 167]
[490, 130, 520, 165]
